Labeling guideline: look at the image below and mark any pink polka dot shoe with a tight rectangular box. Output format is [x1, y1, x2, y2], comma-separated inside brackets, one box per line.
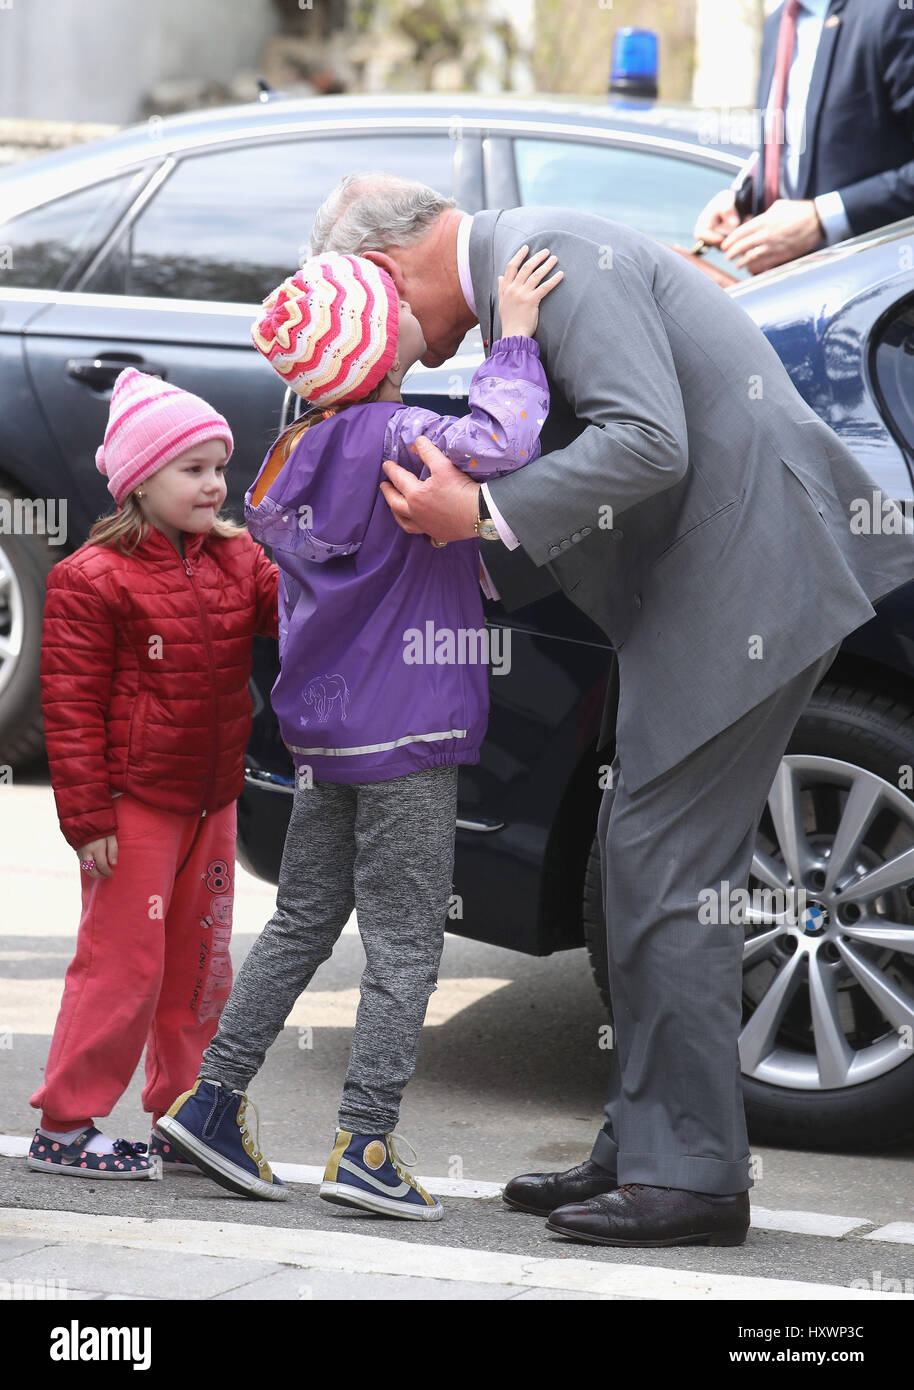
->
[149, 1127, 201, 1174]
[27, 1127, 159, 1179]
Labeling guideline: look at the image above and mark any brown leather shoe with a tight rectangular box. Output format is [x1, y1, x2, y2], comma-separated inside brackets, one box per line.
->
[502, 1160, 618, 1216]
[545, 1183, 750, 1247]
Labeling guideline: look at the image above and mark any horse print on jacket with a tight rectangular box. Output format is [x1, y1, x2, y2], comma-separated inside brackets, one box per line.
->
[301, 673, 351, 725]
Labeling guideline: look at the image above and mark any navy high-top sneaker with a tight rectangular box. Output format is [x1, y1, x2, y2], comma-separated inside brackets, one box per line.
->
[157, 1079, 288, 1201]
[320, 1130, 443, 1220]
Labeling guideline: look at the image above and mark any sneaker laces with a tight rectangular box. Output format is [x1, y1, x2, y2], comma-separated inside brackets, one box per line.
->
[235, 1092, 265, 1169]
[386, 1132, 422, 1193]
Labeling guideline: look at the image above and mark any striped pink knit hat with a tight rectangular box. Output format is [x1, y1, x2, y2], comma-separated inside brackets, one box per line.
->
[95, 369, 234, 505]
[251, 253, 399, 407]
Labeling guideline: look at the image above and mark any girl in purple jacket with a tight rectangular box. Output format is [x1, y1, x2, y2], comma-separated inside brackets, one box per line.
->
[159, 246, 560, 1219]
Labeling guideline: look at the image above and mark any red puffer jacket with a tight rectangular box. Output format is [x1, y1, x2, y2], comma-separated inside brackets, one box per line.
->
[40, 524, 279, 850]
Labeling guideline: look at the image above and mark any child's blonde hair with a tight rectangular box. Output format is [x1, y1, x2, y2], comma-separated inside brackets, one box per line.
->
[88, 493, 246, 556]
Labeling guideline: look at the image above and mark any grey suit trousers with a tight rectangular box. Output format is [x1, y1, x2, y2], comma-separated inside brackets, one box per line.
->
[590, 640, 843, 1194]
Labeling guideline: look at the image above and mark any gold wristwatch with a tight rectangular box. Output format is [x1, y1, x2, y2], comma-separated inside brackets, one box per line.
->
[475, 486, 501, 541]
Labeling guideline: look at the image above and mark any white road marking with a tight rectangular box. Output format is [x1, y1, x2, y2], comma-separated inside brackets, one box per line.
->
[0, 974, 511, 1033]
[750, 1206, 874, 1238]
[863, 1223, 914, 1245]
[0, 951, 71, 961]
[0, 978, 66, 1032]
[0, 924, 359, 941]
[0, 1208, 908, 1300]
[285, 977, 511, 1029]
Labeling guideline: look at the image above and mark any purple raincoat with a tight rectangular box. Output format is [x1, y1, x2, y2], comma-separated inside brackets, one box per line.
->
[245, 336, 549, 783]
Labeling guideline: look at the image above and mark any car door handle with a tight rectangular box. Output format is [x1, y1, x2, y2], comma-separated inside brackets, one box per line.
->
[66, 356, 168, 389]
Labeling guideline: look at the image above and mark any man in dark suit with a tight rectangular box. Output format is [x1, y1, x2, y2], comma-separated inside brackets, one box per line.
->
[310, 170, 914, 1247]
[695, 0, 914, 273]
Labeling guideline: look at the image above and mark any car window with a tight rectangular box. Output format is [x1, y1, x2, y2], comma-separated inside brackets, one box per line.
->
[0, 173, 137, 290]
[87, 135, 455, 304]
[513, 137, 747, 278]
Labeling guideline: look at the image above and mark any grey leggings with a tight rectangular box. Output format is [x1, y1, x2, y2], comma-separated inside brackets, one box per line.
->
[200, 764, 459, 1134]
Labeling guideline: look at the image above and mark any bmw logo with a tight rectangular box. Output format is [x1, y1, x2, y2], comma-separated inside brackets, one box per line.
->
[801, 903, 828, 936]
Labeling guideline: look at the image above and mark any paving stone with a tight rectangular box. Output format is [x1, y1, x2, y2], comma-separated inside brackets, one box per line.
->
[511, 1287, 608, 1300]
[214, 1267, 522, 1300]
[6, 1244, 285, 1300]
[0, 1235, 57, 1262]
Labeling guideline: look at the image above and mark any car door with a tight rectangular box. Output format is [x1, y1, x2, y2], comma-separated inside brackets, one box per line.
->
[22, 130, 464, 539]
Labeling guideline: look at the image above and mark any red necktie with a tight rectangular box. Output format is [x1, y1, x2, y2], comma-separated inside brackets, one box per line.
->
[763, 0, 802, 209]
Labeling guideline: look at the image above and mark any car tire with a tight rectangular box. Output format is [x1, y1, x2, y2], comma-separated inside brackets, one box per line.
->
[581, 678, 914, 1150]
[0, 487, 57, 769]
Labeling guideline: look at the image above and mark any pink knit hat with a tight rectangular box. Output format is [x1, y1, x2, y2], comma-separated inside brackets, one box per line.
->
[251, 253, 399, 407]
[95, 369, 234, 506]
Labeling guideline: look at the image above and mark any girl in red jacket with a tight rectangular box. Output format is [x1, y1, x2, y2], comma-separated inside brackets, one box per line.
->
[28, 369, 279, 1180]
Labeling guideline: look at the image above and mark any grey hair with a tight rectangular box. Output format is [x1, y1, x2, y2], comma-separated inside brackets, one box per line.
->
[308, 172, 456, 258]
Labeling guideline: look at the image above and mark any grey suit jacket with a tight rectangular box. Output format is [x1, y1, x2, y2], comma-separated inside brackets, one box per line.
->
[470, 207, 914, 795]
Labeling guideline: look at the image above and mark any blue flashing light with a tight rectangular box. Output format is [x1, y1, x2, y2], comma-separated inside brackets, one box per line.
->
[611, 28, 659, 94]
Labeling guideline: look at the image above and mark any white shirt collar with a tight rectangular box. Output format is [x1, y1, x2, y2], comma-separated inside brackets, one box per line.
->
[456, 212, 476, 317]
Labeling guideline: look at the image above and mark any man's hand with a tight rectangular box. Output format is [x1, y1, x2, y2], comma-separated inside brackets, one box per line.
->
[76, 834, 118, 879]
[693, 188, 741, 248]
[720, 199, 824, 273]
[380, 435, 481, 542]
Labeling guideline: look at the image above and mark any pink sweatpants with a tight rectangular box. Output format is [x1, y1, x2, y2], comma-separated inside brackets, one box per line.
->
[30, 792, 237, 1131]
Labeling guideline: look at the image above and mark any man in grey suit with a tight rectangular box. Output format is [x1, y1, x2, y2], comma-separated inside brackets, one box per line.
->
[309, 175, 914, 1247]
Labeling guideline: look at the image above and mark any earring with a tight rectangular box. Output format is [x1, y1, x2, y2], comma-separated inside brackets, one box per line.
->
[136, 490, 144, 499]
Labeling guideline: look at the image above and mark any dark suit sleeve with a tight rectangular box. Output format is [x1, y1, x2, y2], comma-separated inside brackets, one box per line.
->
[836, 9, 914, 234]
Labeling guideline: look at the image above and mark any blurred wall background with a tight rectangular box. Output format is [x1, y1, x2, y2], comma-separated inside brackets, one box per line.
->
[0, 0, 783, 127]
[693, 0, 780, 107]
[0, 0, 278, 122]
[532, 0, 697, 103]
